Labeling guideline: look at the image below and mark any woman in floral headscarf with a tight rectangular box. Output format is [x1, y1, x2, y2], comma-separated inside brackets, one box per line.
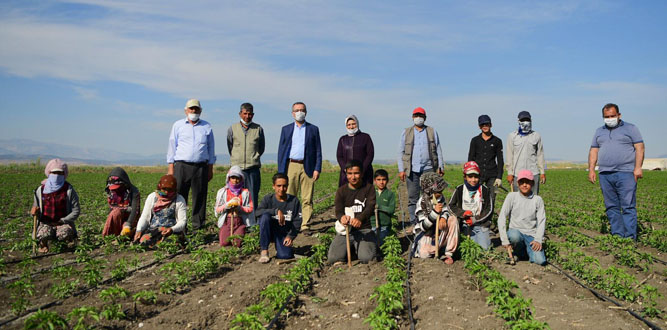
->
[103, 167, 141, 237]
[133, 175, 187, 247]
[30, 158, 80, 253]
[215, 166, 254, 247]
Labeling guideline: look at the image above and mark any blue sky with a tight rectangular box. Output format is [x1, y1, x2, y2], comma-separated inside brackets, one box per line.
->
[1, 0, 666, 163]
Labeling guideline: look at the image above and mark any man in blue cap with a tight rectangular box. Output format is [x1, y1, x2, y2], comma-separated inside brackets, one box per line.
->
[506, 111, 546, 194]
[468, 115, 504, 205]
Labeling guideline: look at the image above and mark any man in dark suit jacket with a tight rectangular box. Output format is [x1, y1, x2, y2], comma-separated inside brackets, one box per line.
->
[277, 102, 322, 232]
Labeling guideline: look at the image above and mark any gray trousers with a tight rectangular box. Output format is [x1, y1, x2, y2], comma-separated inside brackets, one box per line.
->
[174, 161, 208, 230]
[327, 228, 377, 263]
[512, 174, 541, 195]
[242, 167, 261, 210]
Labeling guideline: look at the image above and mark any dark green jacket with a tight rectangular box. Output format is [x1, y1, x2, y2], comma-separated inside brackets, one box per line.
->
[370, 188, 396, 229]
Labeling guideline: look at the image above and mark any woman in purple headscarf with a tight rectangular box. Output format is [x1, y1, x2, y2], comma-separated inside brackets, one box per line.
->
[336, 115, 375, 186]
[215, 166, 254, 247]
[30, 158, 80, 253]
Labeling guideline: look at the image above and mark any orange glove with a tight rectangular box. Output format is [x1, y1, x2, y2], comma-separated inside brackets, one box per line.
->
[463, 211, 473, 226]
[120, 226, 132, 236]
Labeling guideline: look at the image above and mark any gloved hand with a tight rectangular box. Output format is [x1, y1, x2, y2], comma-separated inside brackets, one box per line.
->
[225, 197, 241, 210]
[464, 218, 473, 226]
[120, 226, 132, 237]
[463, 210, 474, 226]
[494, 179, 502, 187]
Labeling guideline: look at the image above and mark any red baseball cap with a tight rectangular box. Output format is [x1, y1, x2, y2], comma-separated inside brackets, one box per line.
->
[463, 161, 480, 175]
[413, 107, 426, 115]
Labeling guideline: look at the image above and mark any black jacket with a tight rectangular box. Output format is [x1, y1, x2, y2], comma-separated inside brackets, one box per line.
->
[448, 184, 493, 227]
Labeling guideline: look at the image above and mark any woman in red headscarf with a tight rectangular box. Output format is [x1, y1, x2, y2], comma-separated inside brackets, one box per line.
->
[133, 175, 187, 247]
[103, 167, 141, 237]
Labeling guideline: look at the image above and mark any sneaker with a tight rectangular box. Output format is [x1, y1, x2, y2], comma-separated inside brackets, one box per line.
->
[258, 254, 270, 263]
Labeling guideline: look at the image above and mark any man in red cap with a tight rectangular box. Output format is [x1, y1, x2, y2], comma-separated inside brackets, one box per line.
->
[397, 107, 445, 225]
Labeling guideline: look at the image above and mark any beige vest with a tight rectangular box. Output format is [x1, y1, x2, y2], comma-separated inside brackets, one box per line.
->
[401, 126, 438, 173]
[230, 122, 262, 169]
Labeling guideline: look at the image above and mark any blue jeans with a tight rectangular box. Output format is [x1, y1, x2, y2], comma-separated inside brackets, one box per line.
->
[258, 213, 293, 259]
[599, 171, 637, 240]
[463, 225, 491, 250]
[407, 170, 433, 224]
[507, 229, 546, 265]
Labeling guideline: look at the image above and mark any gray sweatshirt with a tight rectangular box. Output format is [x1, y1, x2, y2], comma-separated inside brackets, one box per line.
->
[506, 130, 545, 176]
[498, 192, 546, 245]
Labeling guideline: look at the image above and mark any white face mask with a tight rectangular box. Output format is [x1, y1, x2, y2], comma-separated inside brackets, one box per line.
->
[294, 111, 306, 122]
[240, 119, 252, 126]
[346, 128, 359, 136]
[604, 117, 619, 128]
[519, 121, 532, 133]
[413, 117, 425, 127]
[188, 113, 200, 122]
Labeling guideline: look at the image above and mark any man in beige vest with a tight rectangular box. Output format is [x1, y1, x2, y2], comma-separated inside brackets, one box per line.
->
[397, 107, 445, 225]
[227, 103, 265, 223]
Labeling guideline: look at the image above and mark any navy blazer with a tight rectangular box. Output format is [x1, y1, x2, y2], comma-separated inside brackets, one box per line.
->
[277, 122, 322, 177]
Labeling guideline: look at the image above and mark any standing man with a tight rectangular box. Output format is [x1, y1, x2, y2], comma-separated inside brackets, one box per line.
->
[468, 114, 504, 204]
[167, 99, 216, 231]
[227, 102, 265, 222]
[506, 111, 546, 194]
[588, 103, 644, 240]
[398, 107, 445, 225]
[277, 102, 322, 233]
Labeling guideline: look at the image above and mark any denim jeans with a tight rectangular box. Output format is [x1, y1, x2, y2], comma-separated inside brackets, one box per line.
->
[258, 213, 293, 259]
[506, 229, 546, 265]
[599, 171, 637, 240]
[463, 224, 491, 250]
[407, 170, 433, 224]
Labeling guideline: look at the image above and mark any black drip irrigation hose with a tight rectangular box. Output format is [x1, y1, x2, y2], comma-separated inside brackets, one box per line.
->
[547, 261, 662, 330]
[0, 236, 217, 327]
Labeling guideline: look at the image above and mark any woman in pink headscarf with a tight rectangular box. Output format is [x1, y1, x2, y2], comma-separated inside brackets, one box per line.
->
[215, 166, 254, 247]
[30, 159, 80, 253]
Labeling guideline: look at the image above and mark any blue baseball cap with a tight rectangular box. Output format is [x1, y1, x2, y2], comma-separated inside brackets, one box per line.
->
[478, 115, 491, 125]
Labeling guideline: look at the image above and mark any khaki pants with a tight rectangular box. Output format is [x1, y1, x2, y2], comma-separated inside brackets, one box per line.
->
[287, 162, 315, 230]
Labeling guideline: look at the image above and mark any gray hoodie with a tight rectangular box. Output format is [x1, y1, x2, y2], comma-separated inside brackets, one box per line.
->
[498, 191, 546, 245]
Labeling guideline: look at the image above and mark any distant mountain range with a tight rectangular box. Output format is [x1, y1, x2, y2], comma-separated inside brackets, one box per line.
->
[0, 139, 277, 166]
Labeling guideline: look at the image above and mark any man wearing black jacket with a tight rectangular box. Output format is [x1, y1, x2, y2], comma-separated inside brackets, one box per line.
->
[468, 115, 504, 205]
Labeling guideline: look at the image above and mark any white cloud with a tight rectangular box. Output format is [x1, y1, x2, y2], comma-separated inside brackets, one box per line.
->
[72, 86, 98, 99]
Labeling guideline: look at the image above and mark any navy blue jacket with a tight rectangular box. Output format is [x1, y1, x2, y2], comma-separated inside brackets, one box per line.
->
[277, 122, 322, 177]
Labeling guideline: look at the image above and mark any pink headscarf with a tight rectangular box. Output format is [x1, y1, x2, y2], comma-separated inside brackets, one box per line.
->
[44, 158, 69, 179]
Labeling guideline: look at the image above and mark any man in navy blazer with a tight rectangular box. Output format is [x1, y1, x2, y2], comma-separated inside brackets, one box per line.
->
[278, 102, 322, 232]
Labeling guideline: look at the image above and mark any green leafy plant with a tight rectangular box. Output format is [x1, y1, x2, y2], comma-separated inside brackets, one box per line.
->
[24, 309, 68, 329]
[66, 306, 100, 330]
[8, 274, 35, 315]
[99, 285, 129, 321]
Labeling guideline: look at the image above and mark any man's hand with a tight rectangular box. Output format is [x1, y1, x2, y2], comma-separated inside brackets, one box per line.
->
[504, 244, 513, 253]
[507, 175, 514, 186]
[283, 237, 293, 247]
[437, 168, 444, 176]
[312, 170, 320, 181]
[493, 179, 502, 188]
[340, 215, 351, 226]
[530, 241, 542, 252]
[399, 171, 406, 182]
[634, 168, 643, 182]
[277, 209, 285, 226]
[167, 163, 174, 175]
[160, 227, 173, 237]
[433, 202, 443, 214]
[540, 174, 546, 184]
[30, 206, 39, 216]
[588, 170, 597, 184]
[350, 218, 362, 228]
[133, 231, 142, 243]
[438, 217, 447, 230]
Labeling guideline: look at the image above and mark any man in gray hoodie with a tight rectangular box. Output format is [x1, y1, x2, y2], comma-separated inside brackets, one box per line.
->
[498, 169, 546, 265]
[506, 111, 546, 194]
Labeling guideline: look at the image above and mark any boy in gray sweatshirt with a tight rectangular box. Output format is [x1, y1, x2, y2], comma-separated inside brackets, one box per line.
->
[498, 169, 546, 265]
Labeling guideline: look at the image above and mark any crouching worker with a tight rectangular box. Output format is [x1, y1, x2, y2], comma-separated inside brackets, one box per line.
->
[133, 175, 187, 247]
[103, 167, 140, 237]
[257, 173, 302, 263]
[448, 161, 493, 250]
[498, 169, 547, 266]
[30, 159, 79, 253]
[215, 166, 254, 248]
[369, 169, 396, 248]
[328, 160, 377, 264]
[413, 172, 459, 264]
